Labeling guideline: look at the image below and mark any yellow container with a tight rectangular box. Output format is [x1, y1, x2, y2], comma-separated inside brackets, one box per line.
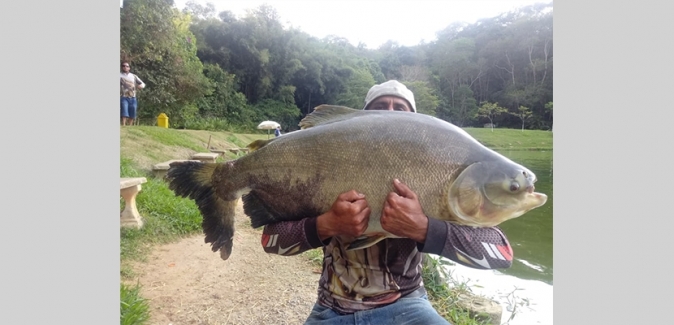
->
[157, 113, 169, 128]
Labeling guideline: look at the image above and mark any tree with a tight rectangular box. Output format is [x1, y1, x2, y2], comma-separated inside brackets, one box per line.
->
[477, 102, 507, 132]
[436, 85, 478, 126]
[195, 63, 248, 121]
[404, 81, 440, 117]
[334, 67, 376, 109]
[252, 99, 302, 131]
[426, 2, 553, 129]
[511, 105, 532, 131]
[427, 36, 485, 127]
[182, 0, 216, 20]
[120, 0, 210, 121]
[545, 101, 553, 132]
[119, 0, 552, 132]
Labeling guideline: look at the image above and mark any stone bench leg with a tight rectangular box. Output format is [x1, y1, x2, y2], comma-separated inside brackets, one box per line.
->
[120, 184, 144, 228]
[153, 169, 168, 180]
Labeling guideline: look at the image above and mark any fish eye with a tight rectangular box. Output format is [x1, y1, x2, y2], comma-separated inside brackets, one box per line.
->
[509, 181, 520, 192]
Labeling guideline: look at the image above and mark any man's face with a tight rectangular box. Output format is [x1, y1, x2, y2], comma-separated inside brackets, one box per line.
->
[121, 63, 130, 72]
[366, 96, 412, 112]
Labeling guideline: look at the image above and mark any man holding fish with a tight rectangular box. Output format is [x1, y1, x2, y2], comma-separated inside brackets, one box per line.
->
[261, 81, 520, 325]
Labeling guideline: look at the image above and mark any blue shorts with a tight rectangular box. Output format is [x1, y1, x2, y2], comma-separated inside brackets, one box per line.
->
[120, 97, 138, 119]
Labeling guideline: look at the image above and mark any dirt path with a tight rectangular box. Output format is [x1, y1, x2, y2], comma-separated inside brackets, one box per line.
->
[125, 200, 322, 325]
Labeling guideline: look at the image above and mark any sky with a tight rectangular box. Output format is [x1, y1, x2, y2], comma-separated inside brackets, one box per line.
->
[170, 0, 552, 49]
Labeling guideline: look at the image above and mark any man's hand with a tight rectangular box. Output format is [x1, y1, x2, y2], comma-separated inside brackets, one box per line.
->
[381, 179, 429, 243]
[316, 190, 371, 241]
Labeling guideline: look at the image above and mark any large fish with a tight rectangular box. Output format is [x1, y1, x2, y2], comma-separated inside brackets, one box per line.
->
[166, 105, 547, 261]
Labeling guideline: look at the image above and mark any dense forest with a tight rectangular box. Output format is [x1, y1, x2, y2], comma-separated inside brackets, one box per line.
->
[120, 0, 553, 132]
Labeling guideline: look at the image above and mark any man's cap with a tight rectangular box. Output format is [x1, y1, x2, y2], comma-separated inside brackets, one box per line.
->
[363, 80, 416, 112]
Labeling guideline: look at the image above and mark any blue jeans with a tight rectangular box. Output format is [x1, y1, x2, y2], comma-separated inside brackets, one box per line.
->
[304, 294, 451, 325]
[120, 97, 137, 119]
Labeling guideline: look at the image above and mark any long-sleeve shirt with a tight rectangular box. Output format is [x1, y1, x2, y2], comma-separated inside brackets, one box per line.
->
[261, 216, 513, 314]
[120, 72, 145, 98]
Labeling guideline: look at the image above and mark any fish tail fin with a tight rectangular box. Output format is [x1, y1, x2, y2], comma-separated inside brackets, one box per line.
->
[346, 234, 389, 251]
[166, 161, 236, 260]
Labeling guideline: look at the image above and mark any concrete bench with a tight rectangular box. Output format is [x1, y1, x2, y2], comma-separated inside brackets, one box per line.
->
[152, 159, 201, 179]
[120, 177, 147, 229]
[191, 152, 219, 163]
[213, 147, 251, 156]
[209, 149, 227, 157]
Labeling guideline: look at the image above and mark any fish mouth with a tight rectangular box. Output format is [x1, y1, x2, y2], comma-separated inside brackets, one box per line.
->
[482, 187, 547, 223]
[528, 191, 548, 206]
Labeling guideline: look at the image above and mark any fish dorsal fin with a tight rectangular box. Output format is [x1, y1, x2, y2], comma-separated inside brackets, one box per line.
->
[247, 138, 277, 152]
[299, 105, 362, 129]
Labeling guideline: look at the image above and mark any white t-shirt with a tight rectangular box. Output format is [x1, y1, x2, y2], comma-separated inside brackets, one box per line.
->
[120, 72, 145, 98]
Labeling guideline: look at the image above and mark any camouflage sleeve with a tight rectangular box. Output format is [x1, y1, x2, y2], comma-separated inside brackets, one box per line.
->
[420, 218, 513, 270]
[261, 217, 326, 256]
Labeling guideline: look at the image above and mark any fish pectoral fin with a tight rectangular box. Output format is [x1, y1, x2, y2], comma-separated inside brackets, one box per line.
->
[242, 191, 278, 228]
[346, 234, 388, 251]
